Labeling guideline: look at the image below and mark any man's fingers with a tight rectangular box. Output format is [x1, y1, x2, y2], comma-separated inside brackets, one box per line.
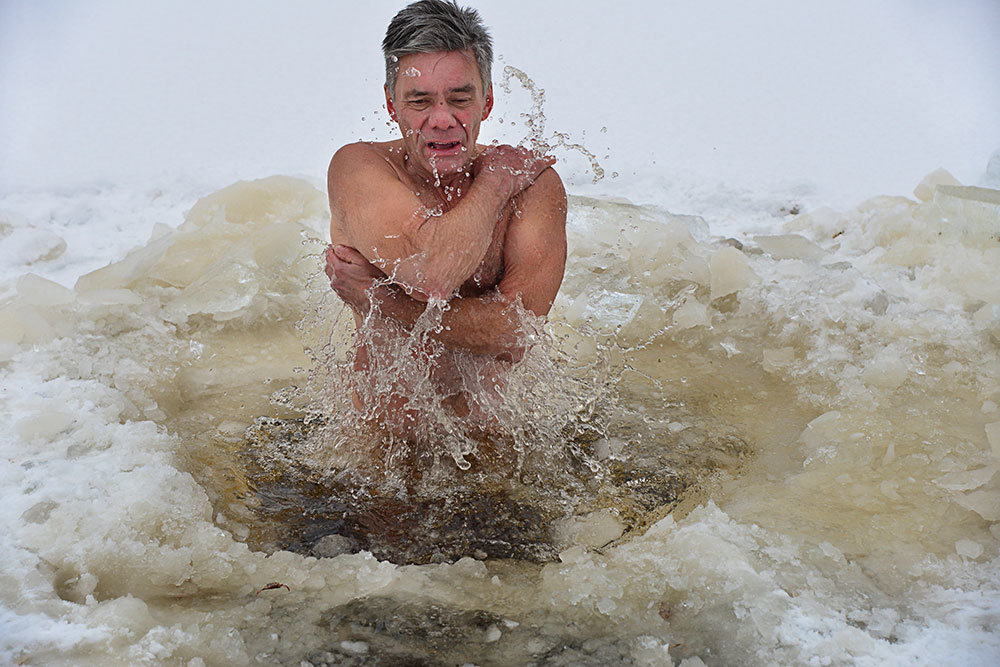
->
[333, 244, 368, 264]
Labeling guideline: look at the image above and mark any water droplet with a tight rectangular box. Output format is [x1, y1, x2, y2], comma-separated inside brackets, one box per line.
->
[600, 126, 607, 133]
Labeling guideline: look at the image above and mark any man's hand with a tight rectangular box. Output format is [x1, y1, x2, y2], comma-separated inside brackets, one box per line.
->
[474, 145, 556, 201]
[325, 244, 385, 314]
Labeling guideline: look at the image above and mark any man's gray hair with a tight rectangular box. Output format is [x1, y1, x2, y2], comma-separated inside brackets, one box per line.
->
[382, 0, 494, 100]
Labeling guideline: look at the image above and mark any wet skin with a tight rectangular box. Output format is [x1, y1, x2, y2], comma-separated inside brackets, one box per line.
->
[326, 49, 567, 438]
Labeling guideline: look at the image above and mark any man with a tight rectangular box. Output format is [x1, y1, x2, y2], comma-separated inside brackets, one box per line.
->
[326, 0, 567, 442]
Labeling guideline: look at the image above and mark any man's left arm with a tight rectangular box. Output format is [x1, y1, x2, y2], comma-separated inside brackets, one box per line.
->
[327, 169, 567, 358]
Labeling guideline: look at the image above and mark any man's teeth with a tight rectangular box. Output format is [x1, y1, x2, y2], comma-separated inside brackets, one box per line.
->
[429, 142, 459, 149]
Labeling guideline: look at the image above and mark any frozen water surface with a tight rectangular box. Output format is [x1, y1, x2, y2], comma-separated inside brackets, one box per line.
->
[2, 167, 999, 664]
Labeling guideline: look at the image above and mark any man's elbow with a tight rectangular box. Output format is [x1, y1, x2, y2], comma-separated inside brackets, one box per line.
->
[388, 260, 461, 304]
[483, 327, 528, 361]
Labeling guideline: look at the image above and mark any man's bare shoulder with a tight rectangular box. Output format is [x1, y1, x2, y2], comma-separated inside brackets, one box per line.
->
[516, 167, 568, 220]
[328, 140, 405, 182]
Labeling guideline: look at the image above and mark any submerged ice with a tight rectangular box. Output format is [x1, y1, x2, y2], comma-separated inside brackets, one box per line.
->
[1, 170, 999, 664]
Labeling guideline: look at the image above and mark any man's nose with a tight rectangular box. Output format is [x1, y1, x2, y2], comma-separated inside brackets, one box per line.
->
[427, 102, 457, 130]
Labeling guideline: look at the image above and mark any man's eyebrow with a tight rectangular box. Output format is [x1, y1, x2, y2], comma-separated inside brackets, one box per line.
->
[403, 85, 476, 99]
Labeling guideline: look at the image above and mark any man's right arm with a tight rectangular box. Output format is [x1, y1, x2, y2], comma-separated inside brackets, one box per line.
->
[327, 143, 552, 301]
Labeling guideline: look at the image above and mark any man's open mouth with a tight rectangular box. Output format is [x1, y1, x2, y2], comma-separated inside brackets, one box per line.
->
[427, 141, 461, 152]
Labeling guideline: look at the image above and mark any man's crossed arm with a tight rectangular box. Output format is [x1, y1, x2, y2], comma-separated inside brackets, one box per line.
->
[326, 166, 567, 359]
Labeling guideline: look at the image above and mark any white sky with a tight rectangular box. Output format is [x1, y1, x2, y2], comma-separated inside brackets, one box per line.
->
[2, 0, 999, 202]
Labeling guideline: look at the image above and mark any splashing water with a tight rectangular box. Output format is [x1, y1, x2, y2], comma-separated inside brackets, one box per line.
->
[501, 65, 606, 183]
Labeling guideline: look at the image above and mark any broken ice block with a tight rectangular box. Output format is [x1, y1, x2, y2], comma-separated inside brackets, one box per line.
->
[860, 349, 908, 389]
[933, 185, 1000, 243]
[913, 168, 961, 202]
[566, 290, 644, 333]
[955, 539, 983, 559]
[754, 234, 825, 261]
[761, 347, 796, 373]
[16, 274, 74, 307]
[185, 175, 328, 230]
[709, 246, 760, 300]
[672, 296, 710, 329]
[987, 422, 1000, 459]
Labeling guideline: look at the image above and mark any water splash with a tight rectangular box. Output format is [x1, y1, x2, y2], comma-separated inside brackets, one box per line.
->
[501, 65, 606, 183]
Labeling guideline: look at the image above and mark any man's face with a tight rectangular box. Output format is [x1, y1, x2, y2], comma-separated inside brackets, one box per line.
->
[386, 49, 493, 180]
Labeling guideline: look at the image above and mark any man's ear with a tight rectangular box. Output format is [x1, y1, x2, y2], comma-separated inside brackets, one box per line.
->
[385, 85, 398, 122]
[482, 84, 494, 121]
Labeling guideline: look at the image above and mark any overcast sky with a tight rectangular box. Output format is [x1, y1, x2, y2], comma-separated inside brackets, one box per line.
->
[2, 0, 998, 201]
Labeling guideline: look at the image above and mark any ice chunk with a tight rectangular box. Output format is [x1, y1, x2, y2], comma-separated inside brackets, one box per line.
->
[15, 411, 75, 441]
[709, 246, 760, 300]
[75, 235, 171, 292]
[185, 175, 328, 231]
[0, 304, 54, 346]
[986, 422, 1000, 459]
[913, 168, 961, 202]
[672, 296, 710, 329]
[0, 304, 25, 345]
[818, 541, 845, 562]
[631, 636, 673, 666]
[800, 411, 842, 449]
[935, 466, 997, 491]
[933, 185, 1000, 243]
[679, 658, 708, 667]
[566, 290, 643, 332]
[552, 508, 626, 549]
[973, 304, 1000, 330]
[955, 487, 1000, 521]
[955, 539, 983, 559]
[75, 288, 144, 306]
[16, 274, 75, 306]
[339, 640, 369, 655]
[785, 206, 849, 240]
[164, 256, 260, 323]
[860, 349, 908, 389]
[761, 347, 795, 373]
[754, 234, 825, 261]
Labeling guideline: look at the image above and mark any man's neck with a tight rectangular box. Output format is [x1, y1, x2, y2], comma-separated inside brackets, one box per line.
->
[404, 157, 476, 207]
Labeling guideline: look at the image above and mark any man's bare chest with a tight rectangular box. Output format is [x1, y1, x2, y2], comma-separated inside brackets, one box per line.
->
[410, 189, 510, 297]
[458, 212, 507, 296]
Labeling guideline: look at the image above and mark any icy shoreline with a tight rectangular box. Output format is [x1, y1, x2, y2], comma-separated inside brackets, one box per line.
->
[2, 169, 999, 663]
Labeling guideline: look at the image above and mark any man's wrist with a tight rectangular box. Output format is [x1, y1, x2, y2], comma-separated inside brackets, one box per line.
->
[473, 167, 516, 202]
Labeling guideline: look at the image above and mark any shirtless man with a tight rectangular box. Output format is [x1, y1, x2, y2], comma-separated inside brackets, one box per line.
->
[325, 0, 567, 440]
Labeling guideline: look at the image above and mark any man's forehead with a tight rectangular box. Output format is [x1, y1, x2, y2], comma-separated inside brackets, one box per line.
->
[396, 50, 482, 91]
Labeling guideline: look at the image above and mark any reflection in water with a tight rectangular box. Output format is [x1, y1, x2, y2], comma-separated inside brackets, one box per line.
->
[2, 173, 999, 664]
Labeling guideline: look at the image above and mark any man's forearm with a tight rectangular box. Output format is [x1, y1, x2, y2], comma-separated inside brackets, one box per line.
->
[401, 173, 511, 300]
[369, 283, 524, 359]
